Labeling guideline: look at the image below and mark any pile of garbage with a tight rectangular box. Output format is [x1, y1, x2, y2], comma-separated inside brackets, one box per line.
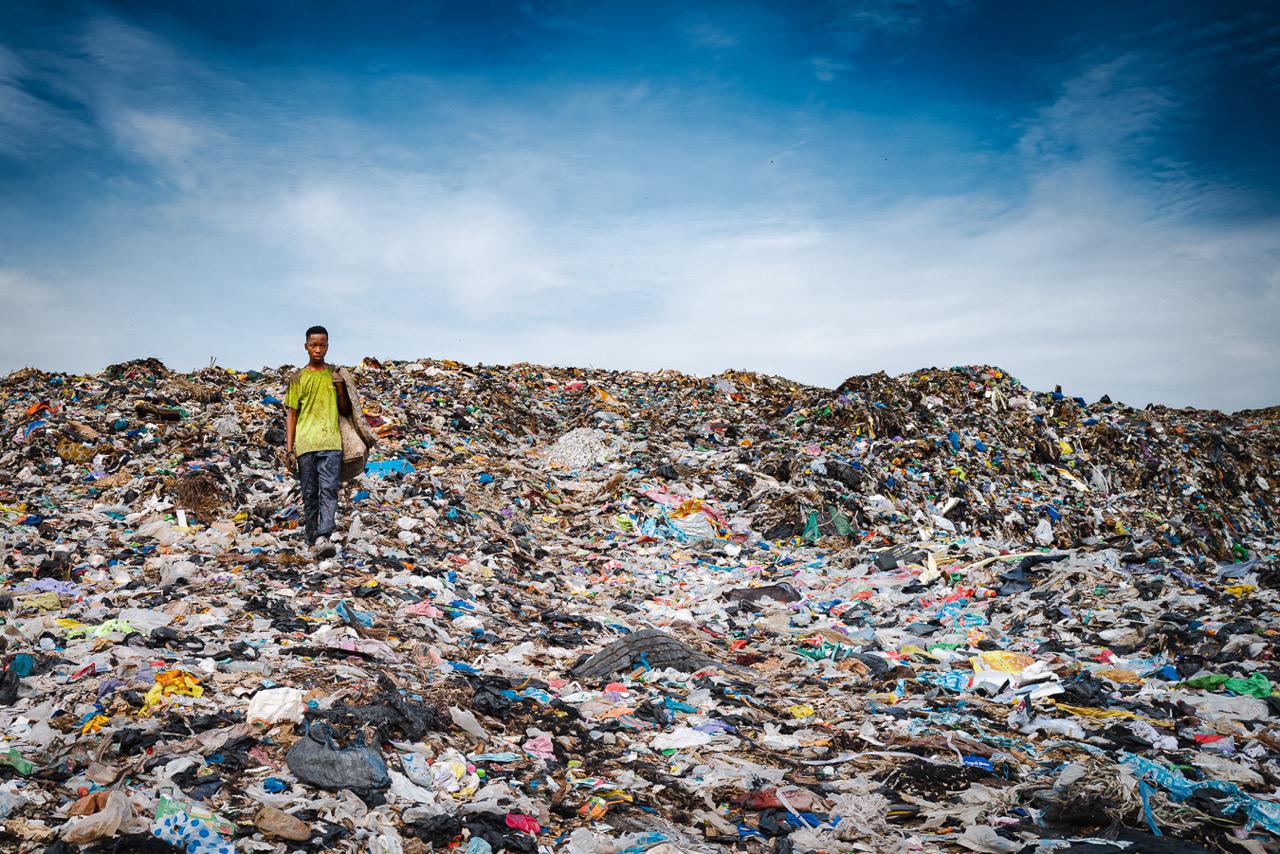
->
[0, 355, 1277, 854]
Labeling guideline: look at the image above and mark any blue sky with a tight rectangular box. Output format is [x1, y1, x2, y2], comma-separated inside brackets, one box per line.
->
[1, 1, 1278, 409]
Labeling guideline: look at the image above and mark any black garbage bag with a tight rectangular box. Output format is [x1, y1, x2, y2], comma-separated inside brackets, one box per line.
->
[724, 582, 801, 607]
[286, 722, 390, 799]
[827, 460, 861, 489]
[998, 553, 1070, 595]
[465, 811, 537, 853]
[472, 684, 516, 716]
[874, 545, 928, 571]
[762, 520, 801, 540]
[0, 669, 20, 705]
[114, 727, 162, 755]
[406, 814, 464, 845]
[44, 837, 183, 854]
[310, 692, 446, 742]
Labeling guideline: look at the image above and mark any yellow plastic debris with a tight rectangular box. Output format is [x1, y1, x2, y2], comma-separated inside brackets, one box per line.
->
[1096, 667, 1144, 685]
[80, 714, 110, 735]
[975, 651, 1035, 673]
[142, 669, 204, 715]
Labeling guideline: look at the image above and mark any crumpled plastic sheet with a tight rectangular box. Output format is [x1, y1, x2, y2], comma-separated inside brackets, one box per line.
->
[1121, 753, 1280, 834]
[287, 722, 391, 796]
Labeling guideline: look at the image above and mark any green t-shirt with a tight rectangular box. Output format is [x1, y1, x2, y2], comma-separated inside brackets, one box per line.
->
[285, 367, 342, 456]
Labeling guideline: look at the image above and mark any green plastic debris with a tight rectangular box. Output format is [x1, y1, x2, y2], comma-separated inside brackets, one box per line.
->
[0, 749, 34, 775]
[795, 640, 859, 662]
[803, 508, 852, 543]
[156, 792, 236, 836]
[66, 618, 134, 639]
[1182, 671, 1274, 699]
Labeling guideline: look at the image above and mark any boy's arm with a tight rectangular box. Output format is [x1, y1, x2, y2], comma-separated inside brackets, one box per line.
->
[334, 376, 353, 417]
[286, 407, 297, 456]
[284, 374, 300, 461]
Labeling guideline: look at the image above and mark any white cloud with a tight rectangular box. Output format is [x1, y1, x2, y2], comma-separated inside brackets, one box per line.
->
[1018, 57, 1176, 165]
[685, 21, 740, 50]
[825, 0, 974, 50]
[810, 57, 851, 82]
[0, 269, 74, 372]
[48, 152, 1271, 409]
[78, 16, 200, 84]
[109, 109, 208, 173]
[0, 45, 93, 159]
[0, 268, 55, 307]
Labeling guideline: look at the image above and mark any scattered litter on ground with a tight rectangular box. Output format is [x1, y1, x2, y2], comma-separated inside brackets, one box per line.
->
[0, 357, 1277, 852]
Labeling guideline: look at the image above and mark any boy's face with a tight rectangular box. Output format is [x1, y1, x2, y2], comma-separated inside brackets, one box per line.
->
[305, 333, 328, 363]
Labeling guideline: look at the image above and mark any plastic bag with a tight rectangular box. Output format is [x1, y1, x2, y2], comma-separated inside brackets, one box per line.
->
[449, 706, 490, 741]
[153, 809, 236, 854]
[61, 790, 133, 844]
[286, 723, 390, 797]
[247, 687, 306, 725]
[255, 805, 311, 841]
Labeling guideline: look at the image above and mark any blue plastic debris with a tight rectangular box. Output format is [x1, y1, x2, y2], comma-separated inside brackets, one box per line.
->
[364, 458, 416, 477]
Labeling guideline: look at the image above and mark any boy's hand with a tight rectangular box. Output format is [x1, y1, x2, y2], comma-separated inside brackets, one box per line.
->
[333, 376, 352, 417]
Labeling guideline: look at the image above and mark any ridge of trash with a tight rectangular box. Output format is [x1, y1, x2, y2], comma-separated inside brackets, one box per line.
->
[0, 355, 1277, 854]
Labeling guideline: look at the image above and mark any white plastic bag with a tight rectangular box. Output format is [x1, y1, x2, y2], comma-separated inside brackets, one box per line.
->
[247, 687, 306, 725]
[62, 790, 133, 844]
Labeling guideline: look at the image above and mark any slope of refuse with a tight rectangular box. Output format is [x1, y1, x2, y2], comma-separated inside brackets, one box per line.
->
[0, 356, 1278, 854]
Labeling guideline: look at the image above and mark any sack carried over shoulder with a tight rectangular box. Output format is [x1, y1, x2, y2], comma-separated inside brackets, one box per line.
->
[339, 413, 366, 463]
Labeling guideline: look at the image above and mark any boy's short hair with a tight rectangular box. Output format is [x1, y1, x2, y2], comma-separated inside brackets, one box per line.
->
[305, 325, 329, 339]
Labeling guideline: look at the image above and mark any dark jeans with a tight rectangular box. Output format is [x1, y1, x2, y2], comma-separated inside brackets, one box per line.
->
[298, 450, 342, 544]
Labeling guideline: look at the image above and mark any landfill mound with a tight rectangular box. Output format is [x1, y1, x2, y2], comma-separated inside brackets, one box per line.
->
[0, 356, 1278, 854]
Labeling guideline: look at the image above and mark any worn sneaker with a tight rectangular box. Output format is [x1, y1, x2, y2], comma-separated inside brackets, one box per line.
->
[313, 536, 337, 559]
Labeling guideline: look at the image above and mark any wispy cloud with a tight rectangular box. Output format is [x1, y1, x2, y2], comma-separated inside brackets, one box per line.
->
[809, 57, 851, 82]
[684, 20, 740, 50]
[0, 45, 93, 159]
[823, 0, 974, 50]
[109, 109, 209, 174]
[515, 1, 599, 35]
[1017, 57, 1175, 165]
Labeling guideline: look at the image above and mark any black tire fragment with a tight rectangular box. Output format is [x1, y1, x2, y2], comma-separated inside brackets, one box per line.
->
[570, 628, 722, 680]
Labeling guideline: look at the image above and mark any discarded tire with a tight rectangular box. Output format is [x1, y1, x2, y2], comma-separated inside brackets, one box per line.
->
[570, 629, 722, 680]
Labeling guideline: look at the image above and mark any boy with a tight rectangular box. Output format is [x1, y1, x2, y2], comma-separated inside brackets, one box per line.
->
[285, 325, 353, 558]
